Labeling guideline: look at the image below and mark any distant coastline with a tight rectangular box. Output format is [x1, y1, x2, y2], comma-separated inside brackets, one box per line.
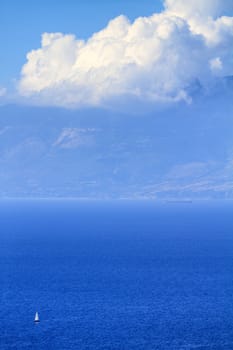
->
[165, 200, 193, 204]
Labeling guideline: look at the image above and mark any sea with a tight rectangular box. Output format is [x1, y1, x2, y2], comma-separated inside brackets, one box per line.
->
[1, 200, 233, 350]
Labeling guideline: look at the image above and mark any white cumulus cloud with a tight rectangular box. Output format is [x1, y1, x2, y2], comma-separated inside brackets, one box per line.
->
[165, 0, 233, 19]
[18, 0, 233, 108]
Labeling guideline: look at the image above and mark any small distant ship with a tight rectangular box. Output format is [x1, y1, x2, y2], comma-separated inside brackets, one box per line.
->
[34, 312, 40, 323]
[165, 200, 193, 204]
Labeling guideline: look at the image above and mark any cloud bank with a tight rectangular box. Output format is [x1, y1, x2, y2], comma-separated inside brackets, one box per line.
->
[0, 87, 6, 97]
[18, 0, 233, 108]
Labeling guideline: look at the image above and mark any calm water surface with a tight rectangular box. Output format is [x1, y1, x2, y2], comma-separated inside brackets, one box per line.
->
[1, 200, 233, 350]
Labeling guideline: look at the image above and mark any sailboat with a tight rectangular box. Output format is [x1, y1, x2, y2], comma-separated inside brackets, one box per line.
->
[34, 312, 40, 323]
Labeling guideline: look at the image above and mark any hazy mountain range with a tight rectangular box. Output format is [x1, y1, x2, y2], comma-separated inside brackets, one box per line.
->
[0, 81, 233, 199]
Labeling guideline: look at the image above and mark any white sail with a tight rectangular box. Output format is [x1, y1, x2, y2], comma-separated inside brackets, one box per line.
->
[34, 312, 40, 322]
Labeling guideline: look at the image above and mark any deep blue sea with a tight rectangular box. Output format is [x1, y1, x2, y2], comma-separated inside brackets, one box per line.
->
[1, 200, 233, 350]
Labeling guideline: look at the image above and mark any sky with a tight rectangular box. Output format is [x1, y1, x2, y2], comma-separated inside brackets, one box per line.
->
[0, 0, 233, 199]
[1, 0, 232, 108]
[0, 0, 163, 87]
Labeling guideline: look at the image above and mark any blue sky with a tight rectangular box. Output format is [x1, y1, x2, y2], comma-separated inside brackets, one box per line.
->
[0, 0, 162, 87]
[1, 0, 232, 109]
[0, 0, 233, 199]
